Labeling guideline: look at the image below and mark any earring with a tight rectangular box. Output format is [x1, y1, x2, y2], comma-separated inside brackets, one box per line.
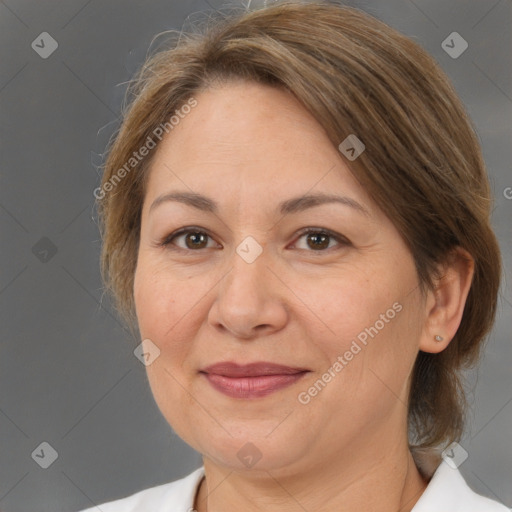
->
[434, 335, 444, 342]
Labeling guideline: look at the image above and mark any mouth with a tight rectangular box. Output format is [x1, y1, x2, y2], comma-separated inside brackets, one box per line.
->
[199, 361, 310, 399]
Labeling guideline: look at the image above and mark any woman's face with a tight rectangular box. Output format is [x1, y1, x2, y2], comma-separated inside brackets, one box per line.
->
[134, 81, 428, 472]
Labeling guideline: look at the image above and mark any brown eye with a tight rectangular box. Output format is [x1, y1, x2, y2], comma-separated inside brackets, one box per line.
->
[160, 227, 349, 253]
[161, 229, 216, 250]
[293, 228, 349, 252]
[183, 232, 209, 249]
[305, 232, 330, 250]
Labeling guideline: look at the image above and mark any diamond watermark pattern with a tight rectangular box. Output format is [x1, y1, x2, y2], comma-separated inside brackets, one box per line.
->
[32, 236, 58, 263]
[441, 32, 468, 59]
[236, 236, 263, 264]
[31, 32, 59, 59]
[237, 442, 263, 468]
[442, 441, 469, 469]
[31, 442, 58, 469]
[338, 134, 365, 161]
[134, 339, 161, 366]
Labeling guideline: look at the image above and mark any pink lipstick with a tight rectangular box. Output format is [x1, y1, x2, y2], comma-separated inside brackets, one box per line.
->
[200, 361, 309, 399]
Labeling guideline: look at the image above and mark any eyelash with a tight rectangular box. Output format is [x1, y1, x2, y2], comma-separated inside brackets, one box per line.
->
[157, 226, 350, 253]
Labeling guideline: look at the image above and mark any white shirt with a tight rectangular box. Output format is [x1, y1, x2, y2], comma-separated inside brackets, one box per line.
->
[78, 461, 509, 511]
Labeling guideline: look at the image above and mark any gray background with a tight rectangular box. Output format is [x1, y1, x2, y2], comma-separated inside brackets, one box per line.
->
[0, 0, 510, 511]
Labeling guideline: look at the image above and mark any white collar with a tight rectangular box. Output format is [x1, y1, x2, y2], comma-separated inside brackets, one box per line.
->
[165, 461, 508, 512]
[411, 459, 509, 511]
[80, 461, 509, 511]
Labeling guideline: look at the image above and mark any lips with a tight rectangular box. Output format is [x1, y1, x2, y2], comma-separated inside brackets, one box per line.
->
[200, 361, 310, 399]
[202, 361, 309, 377]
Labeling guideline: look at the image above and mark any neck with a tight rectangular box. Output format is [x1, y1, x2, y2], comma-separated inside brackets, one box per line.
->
[194, 437, 429, 512]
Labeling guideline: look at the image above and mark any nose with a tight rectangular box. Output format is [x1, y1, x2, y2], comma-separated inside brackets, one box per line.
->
[207, 243, 289, 340]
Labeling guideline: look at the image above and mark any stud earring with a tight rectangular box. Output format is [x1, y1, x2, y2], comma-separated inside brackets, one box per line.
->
[434, 335, 444, 342]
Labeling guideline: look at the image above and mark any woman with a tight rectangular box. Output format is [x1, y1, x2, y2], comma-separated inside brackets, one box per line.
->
[81, 1, 507, 510]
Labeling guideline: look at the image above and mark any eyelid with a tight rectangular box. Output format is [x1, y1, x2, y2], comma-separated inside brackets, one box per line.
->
[293, 226, 349, 243]
[158, 226, 219, 249]
[158, 226, 351, 251]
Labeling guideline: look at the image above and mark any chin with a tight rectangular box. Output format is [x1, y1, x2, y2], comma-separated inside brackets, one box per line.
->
[185, 421, 307, 473]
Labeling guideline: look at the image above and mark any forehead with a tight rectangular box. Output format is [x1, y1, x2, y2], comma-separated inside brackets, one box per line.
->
[144, 81, 372, 212]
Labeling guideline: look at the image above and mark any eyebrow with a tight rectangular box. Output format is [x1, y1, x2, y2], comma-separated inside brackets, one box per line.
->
[148, 191, 370, 217]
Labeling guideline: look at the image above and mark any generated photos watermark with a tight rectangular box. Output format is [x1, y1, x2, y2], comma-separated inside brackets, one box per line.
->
[297, 301, 403, 404]
[93, 97, 198, 200]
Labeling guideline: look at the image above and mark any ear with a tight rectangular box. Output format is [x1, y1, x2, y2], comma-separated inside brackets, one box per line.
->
[419, 247, 475, 354]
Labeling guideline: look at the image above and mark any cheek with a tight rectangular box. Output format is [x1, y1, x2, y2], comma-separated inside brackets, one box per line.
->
[301, 258, 421, 395]
[133, 260, 193, 382]
[297, 266, 397, 348]
[134, 258, 190, 342]
[133, 261, 201, 436]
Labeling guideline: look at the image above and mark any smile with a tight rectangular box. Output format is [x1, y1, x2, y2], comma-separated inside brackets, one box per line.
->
[200, 361, 310, 399]
[202, 372, 309, 399]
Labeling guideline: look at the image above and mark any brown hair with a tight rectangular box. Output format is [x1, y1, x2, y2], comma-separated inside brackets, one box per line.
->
[97, 1, 501, 451]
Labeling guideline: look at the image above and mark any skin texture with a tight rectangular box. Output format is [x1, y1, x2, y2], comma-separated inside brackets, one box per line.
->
[133, 81, 474, 512]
